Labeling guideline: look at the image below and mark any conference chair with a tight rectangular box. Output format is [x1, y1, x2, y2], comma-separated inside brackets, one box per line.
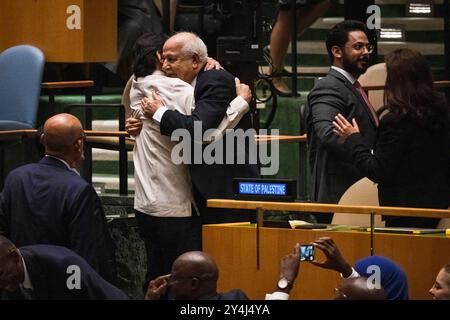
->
[437, 207, 450, 229]
[358, 62, 387, 116]
[332, 178, 385, 227]
[0, 45, 45, 187]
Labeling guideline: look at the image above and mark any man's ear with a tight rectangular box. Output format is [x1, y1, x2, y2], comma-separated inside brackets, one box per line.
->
[9, 249, 21, 265]
[156, 51, 163, 64]
[40, 133, 45, 145]
[192, 53, 200, 69]
[331, 45, 343, 60]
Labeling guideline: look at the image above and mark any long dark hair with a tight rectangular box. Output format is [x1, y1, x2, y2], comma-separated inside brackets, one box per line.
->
[132, 33, 168, 78]
[384, 49, 449, 130]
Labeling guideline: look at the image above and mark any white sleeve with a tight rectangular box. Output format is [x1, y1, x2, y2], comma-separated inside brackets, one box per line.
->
[152, 106, 169, 123]
[341, 267, 360, 279]
[202, 96, 249, 143]
[222, 95, 249, 130]
[265, 292, 290, 300]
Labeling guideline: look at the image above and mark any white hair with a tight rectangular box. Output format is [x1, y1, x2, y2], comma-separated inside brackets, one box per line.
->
[177, 32, 208, 62]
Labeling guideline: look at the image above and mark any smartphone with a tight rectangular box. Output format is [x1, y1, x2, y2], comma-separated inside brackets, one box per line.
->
[299, 244, 314, 262]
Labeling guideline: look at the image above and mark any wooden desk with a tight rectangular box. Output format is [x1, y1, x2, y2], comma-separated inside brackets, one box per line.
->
[205, 199, 450, 299]
[203, 223, 450, 300]
[0, 0, 117, 62]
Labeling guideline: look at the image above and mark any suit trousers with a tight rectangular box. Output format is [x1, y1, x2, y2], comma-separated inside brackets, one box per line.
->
[134, 210, 202, 292]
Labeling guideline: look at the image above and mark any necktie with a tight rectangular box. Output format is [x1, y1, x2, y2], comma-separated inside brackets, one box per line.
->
[354, 80, 379, 127]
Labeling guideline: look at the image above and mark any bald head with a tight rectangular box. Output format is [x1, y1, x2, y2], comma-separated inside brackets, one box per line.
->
[172, 251, 218, 280]
[336, 277, 385, 300]
[168, 251, 219, 300]
[41, 114, 84, 166]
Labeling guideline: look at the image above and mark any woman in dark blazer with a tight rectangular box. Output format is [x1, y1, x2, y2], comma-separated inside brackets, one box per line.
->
[333, 49, 450, 228]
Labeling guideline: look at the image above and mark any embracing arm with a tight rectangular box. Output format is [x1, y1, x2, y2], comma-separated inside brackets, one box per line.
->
[344, 114, 407, 183]
[159, 70, 234, 138]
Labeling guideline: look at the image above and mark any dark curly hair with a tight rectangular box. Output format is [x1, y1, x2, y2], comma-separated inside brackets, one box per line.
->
[132, 33, 169, 78]
[384, 49, 450, 131]
[325, 20, 368, 63]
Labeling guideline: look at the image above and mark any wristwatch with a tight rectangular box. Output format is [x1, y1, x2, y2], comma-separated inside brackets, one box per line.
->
[277, 277, 291, 290]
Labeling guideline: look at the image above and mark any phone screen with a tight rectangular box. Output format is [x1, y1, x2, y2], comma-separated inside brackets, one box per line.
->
[300, 245, 314, 262]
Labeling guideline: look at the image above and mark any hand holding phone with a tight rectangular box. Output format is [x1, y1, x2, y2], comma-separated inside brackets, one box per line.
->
[299, 244, 315, 262]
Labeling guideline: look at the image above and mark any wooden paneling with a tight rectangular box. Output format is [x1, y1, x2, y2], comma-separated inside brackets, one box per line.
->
[203, 224, 450, 300]
[0, 0, 116, 62]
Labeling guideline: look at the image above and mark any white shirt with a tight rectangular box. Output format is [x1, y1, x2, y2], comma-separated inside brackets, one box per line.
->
[331, 66, 357, 85]
[21, 256, 33, 290]
[131, 71, 195, 217]
[45, 155, 79, 175]
[265, 291, 290, 300]
[132, 71, 250, 217]
[152, 74, 249, 144]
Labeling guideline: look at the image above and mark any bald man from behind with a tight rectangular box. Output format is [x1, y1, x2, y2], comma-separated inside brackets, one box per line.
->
[145, 251, 248, 300]
[0, 113, 116, 283]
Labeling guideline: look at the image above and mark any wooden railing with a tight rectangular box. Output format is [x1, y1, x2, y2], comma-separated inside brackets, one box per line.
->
[207, 199, 450, 219]
[207, 199, 450, 268]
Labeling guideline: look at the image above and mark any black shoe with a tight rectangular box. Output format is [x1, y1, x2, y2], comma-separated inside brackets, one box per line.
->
[263, 46, 298, 97]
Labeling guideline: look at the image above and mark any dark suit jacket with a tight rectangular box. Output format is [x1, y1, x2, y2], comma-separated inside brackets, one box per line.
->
[160, 68, 259, 200]
[306, 68, 377, 203]
[345, 112, 450, 210]
[3, 245, 128, 300]
[204, 289, 248, 300]
[0, 157, 116, 282]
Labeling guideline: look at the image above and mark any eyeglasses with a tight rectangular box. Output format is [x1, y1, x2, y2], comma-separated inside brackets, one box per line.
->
[77, 132, 86, 140]
[348, 43, 375, 54]
[73, 132, 86, 145]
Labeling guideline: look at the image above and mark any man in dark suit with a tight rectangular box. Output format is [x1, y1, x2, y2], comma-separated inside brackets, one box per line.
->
[306, 20, 378, 222]
[145, 251, 248, 300]
[0, 114, 116, 283]
[141, 32, 259, 224]
[0, 236, 128, 300]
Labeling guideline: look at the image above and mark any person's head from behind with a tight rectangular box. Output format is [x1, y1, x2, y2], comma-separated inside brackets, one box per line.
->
[429, 264, 450, 300]
[354, 255, 409, 300]
[40, 113, 85, 168]
[161, 32, 208, 84]
[325, 20, 371, 78]
[133, 33, 169, 78]
[384, 48, 449, 131]
[167, 251, 218, 300]
[334, 277, 385, 300]
[0, 236, 24, 292]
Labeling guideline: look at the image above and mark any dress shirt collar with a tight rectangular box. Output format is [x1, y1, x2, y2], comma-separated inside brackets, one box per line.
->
[45, 155, 79, 175]
[152, 70, 165, 76]
[21, 257, 33, 290]
[191, 76, 197, 88]
[331, 66, 357, 84]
